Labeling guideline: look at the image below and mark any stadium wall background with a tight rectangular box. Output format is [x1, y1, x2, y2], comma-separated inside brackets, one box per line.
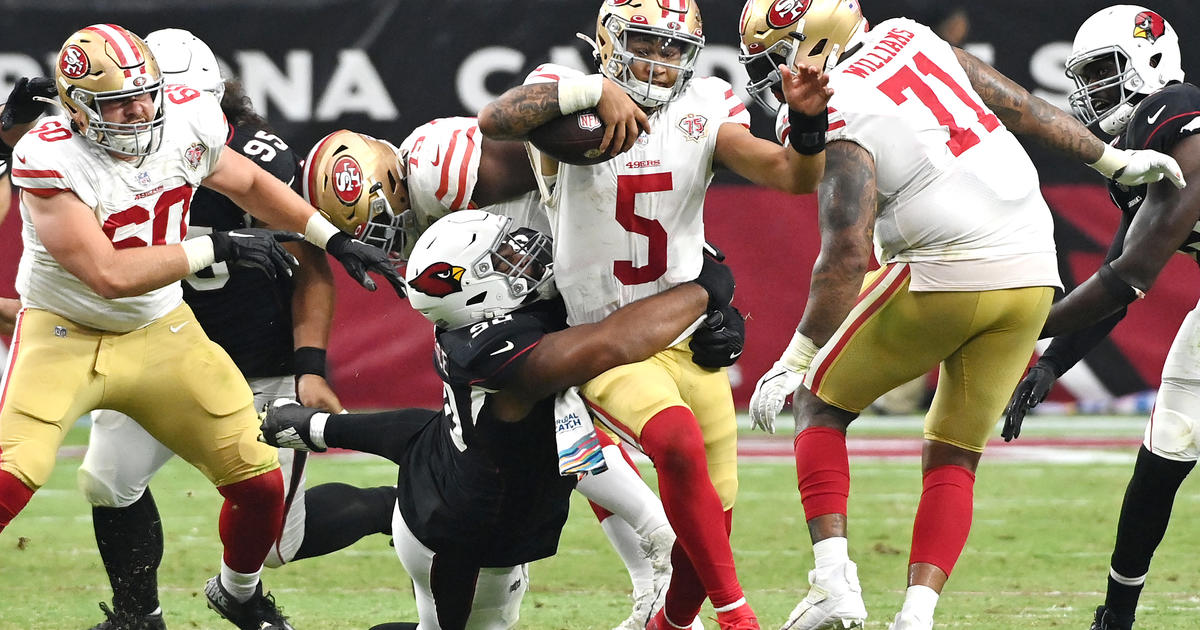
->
[0, 1, 1196, 410]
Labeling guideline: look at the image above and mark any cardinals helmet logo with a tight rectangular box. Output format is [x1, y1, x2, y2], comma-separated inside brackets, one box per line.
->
[1133, 10, 1165, 43]
[409, 262, 466, 297]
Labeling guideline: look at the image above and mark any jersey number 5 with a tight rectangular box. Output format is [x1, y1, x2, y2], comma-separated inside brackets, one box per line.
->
[614, 173, 672, 285]
[877, 52, 1000, 157]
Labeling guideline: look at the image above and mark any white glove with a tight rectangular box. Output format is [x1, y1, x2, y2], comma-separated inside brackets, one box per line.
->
[1090, 145, 1187, 189]
[749, 362, 806, 434]
[748, 331, 820, 434]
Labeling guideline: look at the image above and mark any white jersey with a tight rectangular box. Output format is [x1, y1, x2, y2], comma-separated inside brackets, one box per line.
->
[526, 64, 750, 326]
[396, 117, 549, 235]
[11, 86, 226, 331]
[776, 19, 1060, 292]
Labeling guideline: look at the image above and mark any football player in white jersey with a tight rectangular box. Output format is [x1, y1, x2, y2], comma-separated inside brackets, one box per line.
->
[738, 2, 1186, 629]
[303, 125, 699, 630]
[999, 7, 1200, 630]
[478, 1, 833, 627]
[0, 24, 401, 630]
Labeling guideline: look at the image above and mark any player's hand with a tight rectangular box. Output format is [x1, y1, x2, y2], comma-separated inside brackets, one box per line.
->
[595, 77, 650, 156]
[749, 361, 806, 434]
[690, 303, 745, 369]
[691, 254, 735, 309]
[326, 231, 407, 297]
[210, 228, 301, 281]
[296, 374, 344, 413]
[259, 398, 328, 452]
[0, 296, 20, 336]
[1, 77, 56, 130]
[780, 63, 833, 117]
[1001, 363, 1058, 442]
[1117, 148, 1186, 188]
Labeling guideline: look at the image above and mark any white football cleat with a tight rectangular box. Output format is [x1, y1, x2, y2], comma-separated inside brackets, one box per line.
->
[780, 561, 867, 630]
[614, 525, 676, 630]
[888, 612, 933, 630]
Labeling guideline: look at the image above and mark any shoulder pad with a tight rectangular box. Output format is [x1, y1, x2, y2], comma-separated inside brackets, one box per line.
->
[435, 313, 547, 389]
[1123, 83, 1200, 153]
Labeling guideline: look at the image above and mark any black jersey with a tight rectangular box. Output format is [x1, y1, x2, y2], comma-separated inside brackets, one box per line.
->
[1109, 83, 1200, 261]
[395, 298, 577, 567]
[182, 123, 300, 377]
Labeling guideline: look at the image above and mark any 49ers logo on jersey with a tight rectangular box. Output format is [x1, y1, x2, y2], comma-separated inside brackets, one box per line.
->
[59, 44, 90, 79]
[677, 113, 708, 141]
[1133, 10, 1166, 43]
[332, 156, 363, 205]
[767, 0, 811, 29]
[409, 262, 466, 297]
[184, 143, 206, 170]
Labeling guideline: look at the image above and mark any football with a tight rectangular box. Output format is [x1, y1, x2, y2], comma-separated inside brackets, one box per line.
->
[529, 109, 611, 166]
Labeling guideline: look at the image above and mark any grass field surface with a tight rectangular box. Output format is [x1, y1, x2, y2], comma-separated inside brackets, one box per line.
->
[3, 416, 1198, 629]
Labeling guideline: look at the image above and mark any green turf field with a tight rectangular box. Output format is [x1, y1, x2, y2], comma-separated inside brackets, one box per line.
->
[3, 418, 1197, 630]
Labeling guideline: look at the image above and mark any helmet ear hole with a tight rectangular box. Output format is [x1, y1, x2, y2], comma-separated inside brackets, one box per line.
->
[809, 39, 828, 57]
[1149, 53, 1162, 69]
[465, 292, 487, 306]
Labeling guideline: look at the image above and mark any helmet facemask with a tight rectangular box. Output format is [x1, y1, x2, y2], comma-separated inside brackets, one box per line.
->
[594, 17, 704, 108]
[1067, 48, 1140, 134]
[358, 181, 418, 269]
[739, 36, 796, 112]
[73, 84, 165, 158]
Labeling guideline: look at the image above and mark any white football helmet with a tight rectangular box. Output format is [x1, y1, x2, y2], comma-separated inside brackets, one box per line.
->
[55, 24, 164, 157]
[1066, 5, 1184, 135]
[587, 0, 705, 108]
[145, 28, 225, 101]
[405, 210, 554, 330]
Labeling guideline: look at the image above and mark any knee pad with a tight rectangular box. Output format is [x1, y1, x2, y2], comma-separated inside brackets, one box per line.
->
[76, 465, 144, 508]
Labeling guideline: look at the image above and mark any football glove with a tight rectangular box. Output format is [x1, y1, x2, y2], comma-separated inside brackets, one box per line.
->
[259, 398, 328, 452]
[690, 303, 745, 369]
[691, 253, 735, 309]
[1001, 362, 1058, 442]
[326, 231, 407, 297]
[210, 228, 301, 281]
[1, 76, 56, 131]
[749, 331, 820, 434]
[1117, 148, 1186, 188]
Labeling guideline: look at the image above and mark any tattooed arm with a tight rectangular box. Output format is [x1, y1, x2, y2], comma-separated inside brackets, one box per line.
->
[478, 78, 649, 155]
[796, 141, 878, 346]
[954, 47, 1104, 163]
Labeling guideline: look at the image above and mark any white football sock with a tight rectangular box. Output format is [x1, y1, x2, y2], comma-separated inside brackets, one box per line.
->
[899, 584, 939, 623]
[599, 515, 655, 592]
[813, 536, 850, 571]
[220, 561, 262, 603]
[575, 444, 667, 536]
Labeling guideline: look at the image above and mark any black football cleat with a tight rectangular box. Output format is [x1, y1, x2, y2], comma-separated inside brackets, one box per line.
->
[88, 602, 167, 630]
[204, 576, 294, 630]
[1090, 605, 1132, 630]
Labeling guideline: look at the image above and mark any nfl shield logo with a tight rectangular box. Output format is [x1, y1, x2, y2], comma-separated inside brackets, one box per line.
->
[135, 172, 151, 186]
[578, 113, 602, 132]
[184, 143, 207, 170]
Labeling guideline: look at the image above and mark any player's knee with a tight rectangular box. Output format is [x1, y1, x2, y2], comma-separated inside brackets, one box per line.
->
[76, 466, 144, 507]
[1145, 402, 1200, 461]
[262, 546, 287, 569]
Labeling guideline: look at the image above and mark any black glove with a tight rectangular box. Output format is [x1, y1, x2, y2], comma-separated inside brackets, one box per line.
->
[210, 228, 301, 281]
[1, 77, 57, 131]
[327, 231, 407, 297]
[1001, 362, 1058, 442]
[690, 303, 745, 369]
[692, 254, 735, 309]
[259, 399, 327, 452]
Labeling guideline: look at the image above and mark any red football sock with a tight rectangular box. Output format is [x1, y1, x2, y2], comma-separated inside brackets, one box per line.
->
[0, 469, 35, 533]
[794, 427, 850, 521]
[641, 406, 743, 610]
[217, 469, 285, 573]
[910, 464, 975, 575]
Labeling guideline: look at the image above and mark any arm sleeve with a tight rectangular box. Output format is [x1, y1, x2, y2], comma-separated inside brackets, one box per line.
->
[323, 408, 440, 463]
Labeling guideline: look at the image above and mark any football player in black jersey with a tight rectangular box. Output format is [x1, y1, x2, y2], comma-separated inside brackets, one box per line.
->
[77, 30, 395, 630]
[259, 209, 737, 630]
[1000, 7, 1200, 630]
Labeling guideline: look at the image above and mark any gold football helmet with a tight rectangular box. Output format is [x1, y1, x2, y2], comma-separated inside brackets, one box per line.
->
[739, 0, 865, 110]
[591, 0, 705, 107]
[55, 24, 164, 157]
[302, 130, 416, 263]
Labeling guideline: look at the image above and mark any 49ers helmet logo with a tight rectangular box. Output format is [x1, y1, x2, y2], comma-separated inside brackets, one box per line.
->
[331, 156, 363, 206]
[409, 262, 465, 297]
[767, 0, 811, 29]
[59, 44, 89, 79]
[1133, 10, 1166, 43]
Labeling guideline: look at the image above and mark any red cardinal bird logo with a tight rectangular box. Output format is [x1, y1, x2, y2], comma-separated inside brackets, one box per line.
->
[409, 262, 466, 297]
[1133, 10, 1166, 43]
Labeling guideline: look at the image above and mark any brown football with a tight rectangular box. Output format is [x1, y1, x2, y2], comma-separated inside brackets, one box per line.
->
[529, 109, 611, 166]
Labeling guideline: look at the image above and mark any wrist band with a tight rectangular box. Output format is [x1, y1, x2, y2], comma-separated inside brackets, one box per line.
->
[181, 236, 215, 274]
[781, 330, 820, 372]
[304, 213, 341, 249]
[788, 108, 828, 156]
[1097, 263, 1146, 305]
[558, 74, 604, 115]
[294, 346, 327, 378]
[1088, 144, 1129, 180]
